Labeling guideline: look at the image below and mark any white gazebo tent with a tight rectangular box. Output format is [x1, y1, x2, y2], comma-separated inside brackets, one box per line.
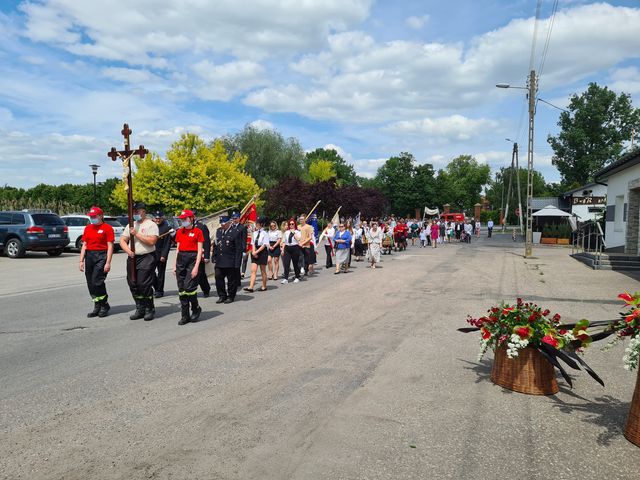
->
[532, 205, 571, 244]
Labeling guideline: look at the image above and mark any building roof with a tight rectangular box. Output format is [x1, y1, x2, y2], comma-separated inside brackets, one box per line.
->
[531, 197, 570, 211]
[532, 205, 571, 217]
[594, 147, 640, 181]
[562, 182, 600, 196]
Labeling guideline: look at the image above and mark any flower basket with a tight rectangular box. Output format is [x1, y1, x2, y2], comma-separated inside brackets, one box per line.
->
[540, 237, 557, 244]
[625, 370, 640, 447]
[491, 345, 558, 395]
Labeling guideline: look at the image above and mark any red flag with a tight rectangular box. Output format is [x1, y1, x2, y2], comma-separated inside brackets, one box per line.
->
[240, 203, 257, 224]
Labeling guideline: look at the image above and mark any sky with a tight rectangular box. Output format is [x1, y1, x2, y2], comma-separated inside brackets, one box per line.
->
[0, 0, 639, 188]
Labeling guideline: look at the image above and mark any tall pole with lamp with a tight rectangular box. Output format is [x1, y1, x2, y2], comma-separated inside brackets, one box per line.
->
[89, 164, 100, 207]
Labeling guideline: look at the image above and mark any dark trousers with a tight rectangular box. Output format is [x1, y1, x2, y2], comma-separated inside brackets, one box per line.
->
[215, 266, 238, 300]
[127, 253, 156, 301]
[282, 245, 302, 279]
[198, 260, 210, 294]
[488, 227, 493, 238]
[154, 256, 167, 294]
[324, 245, 333, 268]
[177, 251, 199, 309]
[85, 250, 108, 302]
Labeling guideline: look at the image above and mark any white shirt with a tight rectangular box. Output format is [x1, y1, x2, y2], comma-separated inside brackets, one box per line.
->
[252, 228, 270, 248]
[121, 218, 158, 255]
[267, 229, 282, 242]
[283, 229, 301, 246]
[322, 227, 335, 246]
[488, 220, 494, 228]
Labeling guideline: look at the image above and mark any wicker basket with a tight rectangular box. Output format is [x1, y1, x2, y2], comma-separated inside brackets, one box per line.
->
[490, 345, 559, 395]
[624, 370, 640, 447]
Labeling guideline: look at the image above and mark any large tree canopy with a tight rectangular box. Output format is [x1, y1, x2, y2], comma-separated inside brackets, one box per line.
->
[548, 82, 640, 185]
[435, 155, 491, 213]
[111, 133, 260, 214]
[221, 124, 305, 189]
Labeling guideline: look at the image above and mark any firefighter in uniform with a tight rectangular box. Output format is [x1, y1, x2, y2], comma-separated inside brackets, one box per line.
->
[231, 211, 248, 282]
[173, 209, 204, 325]
[153, 211, 173, 298]
[119, 202, 159, 321]
[193, 216, 211, 297]
[214, 215, 243, 304]
[79, 206, 114, 318]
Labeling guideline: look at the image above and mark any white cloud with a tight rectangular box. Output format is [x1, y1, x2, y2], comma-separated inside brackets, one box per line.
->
[405, 15, 429, 30]
[245, 3, 640, 123]
[609, 66, 640, 96]
[249, 120, 275, 131]
[383, 115, 499, 143]
[192, 60, 267, 101]
[20, 0, 373, 65]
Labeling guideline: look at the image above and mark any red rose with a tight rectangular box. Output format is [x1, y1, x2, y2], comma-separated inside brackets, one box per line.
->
[542, 335, 559, 348]
[542, 309, 550, 316]
[552, 313, 561, 322]
[517, 298, 523, 306]
[528, 313, 538, 322]
[619, 292, 635, 305]
[502, 307, 514, 316]
[514, 326, 532, 339]
[558, 329, 568, 335]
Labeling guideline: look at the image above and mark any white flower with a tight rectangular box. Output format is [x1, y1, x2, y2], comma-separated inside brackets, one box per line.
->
[623, 337, 640, 371]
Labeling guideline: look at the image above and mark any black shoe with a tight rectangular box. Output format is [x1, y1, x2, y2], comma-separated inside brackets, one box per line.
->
[87, 302, 101, 318]
[144, 299, 155, 321]
[216, 297, 227, 304]
[154, 292, 164, 298]
[224, 297, 234, 304]
[98, 302, 110, 318]
[190, 305, 202, 322]
[178, 315, 190, 325]
[202, 291, 210, 298]
[129, 300, 145, 320]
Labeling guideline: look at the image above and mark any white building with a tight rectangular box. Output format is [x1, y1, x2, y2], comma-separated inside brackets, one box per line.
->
[595, 148, 640, 252]
[561, 183, 606, 222]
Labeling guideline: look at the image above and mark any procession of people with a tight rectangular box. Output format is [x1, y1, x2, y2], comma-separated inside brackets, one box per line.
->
[78, 201, 489, 325]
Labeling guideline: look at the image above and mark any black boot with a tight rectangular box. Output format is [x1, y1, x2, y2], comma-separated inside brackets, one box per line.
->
[87, 301, 101, 318]
[98, 300, 110, 318]
[130, 300, 145, 320]
[178, 302, 190, 325]
[144, 298, 155, 321]
[189, 297, 201, 322]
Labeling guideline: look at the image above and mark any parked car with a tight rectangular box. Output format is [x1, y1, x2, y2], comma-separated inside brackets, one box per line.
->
[61, 214, 124, 250]
[0, 210, 70, 258]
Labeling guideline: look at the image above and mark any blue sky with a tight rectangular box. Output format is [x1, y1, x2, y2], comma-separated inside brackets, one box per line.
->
[1, 0, 639, 188]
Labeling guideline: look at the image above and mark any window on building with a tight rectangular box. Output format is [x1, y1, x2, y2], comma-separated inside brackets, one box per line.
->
[615, 195, 625, 232]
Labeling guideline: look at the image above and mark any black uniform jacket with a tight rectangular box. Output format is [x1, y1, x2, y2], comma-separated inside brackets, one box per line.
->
[214, 226, 243, 268]
[155, 220, 172, 260]
[195, 221, 211, 260]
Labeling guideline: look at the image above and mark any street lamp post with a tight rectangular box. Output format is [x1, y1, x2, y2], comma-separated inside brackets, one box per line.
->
[496, 70, 537, 258]
[89, 164, 100, 206]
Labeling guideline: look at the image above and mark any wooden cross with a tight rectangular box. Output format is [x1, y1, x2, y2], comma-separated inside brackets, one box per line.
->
[107, 123, 148, 281]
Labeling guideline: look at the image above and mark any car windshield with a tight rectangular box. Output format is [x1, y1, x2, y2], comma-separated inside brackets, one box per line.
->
[31, 214, 64, 226]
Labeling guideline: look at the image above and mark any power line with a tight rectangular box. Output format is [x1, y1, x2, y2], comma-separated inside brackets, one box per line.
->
[528, 0, 543, 72]
[538, 0, 559, 83]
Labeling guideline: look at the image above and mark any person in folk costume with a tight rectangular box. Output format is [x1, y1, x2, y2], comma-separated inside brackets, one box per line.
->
[244, 217, 270, 292]
[333, 221, 352, 274]
[119, 202, 159, 321]
[173, 209, 203, 325]
[79, 206, 114, 318]
[365, 220, 383, 268]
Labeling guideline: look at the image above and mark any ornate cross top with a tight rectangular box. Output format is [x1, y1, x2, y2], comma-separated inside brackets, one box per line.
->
[108, 123, 148, 162]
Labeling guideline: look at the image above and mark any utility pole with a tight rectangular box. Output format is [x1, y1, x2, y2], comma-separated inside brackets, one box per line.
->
[503, 144, 515, 232]
[525, 70, 537, 258]
[514, 143, 524, 236]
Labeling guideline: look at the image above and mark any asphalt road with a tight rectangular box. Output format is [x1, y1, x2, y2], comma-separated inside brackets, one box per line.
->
[2, 238, 640, 479]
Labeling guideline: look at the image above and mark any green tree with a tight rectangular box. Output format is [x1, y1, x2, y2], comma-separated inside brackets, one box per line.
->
[305, 148, 358, 185]
[485, 167, 548, 224]
[221, 124, 305, 189]
[111, 133, 260, 214]
[375, 152, 421, 216]
[548, 82, 640, 185]
[437, 155, 491, 212]
[307, 159, 337, 183]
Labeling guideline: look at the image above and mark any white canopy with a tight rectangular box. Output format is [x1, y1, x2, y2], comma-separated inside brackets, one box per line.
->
[532, 205, 571, 217]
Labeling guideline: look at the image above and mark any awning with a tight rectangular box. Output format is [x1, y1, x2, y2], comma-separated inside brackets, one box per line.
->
[531, 205, 571, 217]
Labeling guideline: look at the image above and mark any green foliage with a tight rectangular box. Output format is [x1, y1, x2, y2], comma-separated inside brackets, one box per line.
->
[305, 148, 358, 185]
[436, 155, 491, 213]
[111, 133, 260, 215]
[375, 152, 424, 215]
[480, 210, 501, 224]
[485, 167, 549, 224]
[548, 82, 640, 185]
[221, 124, 305, 189]
[307, 159, 337, 183]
